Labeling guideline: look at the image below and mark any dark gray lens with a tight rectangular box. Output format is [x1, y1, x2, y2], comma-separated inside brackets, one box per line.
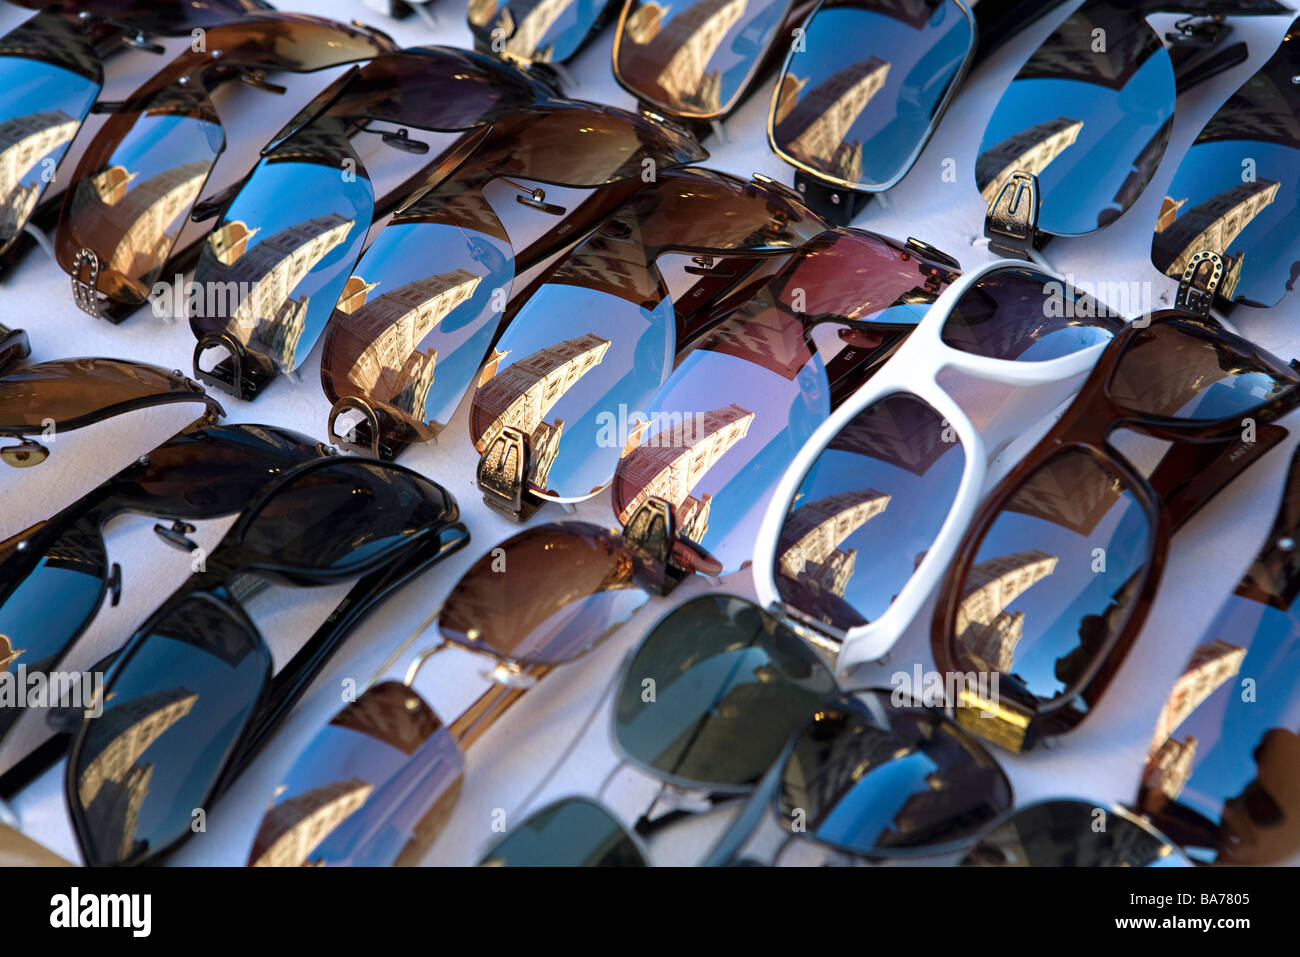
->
[778, 691, 1011, 855]
[614, 594, 837, 789]
[478, 798, 646, 866]
[68, 596, 269, 866]
[961, 800, 1189, 866]
[975, 1, 1175, 236]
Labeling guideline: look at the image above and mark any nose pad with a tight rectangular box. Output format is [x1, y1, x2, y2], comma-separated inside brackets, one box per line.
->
[106, 562, 122, 607]
[480, 661, 538, 689]
[515, 188, 566, 216]
[122, 30, 166, 54]
[153, 520, 200, 552]
[1, 440, 49, 468]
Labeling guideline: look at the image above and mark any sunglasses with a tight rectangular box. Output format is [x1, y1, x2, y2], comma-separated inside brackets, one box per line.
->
[976, 0, 1291, 254]
[318, 104, 708, 457]
[468, 168, 836, 511]
[0, 323, 224, 469]
[746, 258, 1125, 676]
[0, 0, 272, 271]
[478, 593, 1012, 866]
[55, 11, 398, 321]
[0, 422, 332, 753]
[468, 0, 620, 72]
[40, 455, 468, 866]
[1137, 440, 1300, 864]
[186, 45, 567, 400]
[611, 0, 814, 131]
[1151, 15, 1300, 310]
[960, 799, 1192, 866]
[930, 303, 1300, 751]
[609, 227, 961, 573]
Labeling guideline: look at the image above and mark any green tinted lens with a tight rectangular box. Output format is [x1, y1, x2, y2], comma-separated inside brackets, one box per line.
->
[613, 594, 836, 790]
[478, 798, 645, 867]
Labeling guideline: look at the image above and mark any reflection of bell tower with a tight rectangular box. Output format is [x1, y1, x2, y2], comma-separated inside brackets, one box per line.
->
[615, 404, 755, 544]
[1152, 179, 1280, 298]
[0, 633, 22, 671]
[977, 117, 1083, 206]
[103, 161, 211, 283]
[90, 164, 137, 205]
[778, 489, 891, 597]
[1144, 638, 1246, 799]
[207, 220, 261, 266]
[0, 110, 78, 235]
[775, 58, 890, 182]
[473, 334, 611, 488]
[506, 0, 574, 59]
[76, 687, 198, 863]
[646, 0, 748, 112]
[345, 269, 481, 416]
[250, 779, 374, 867]
[954, 551, 1058, 672]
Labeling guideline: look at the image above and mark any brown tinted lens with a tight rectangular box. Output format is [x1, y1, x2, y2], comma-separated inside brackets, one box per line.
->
[616, 0, 792, 119]
[58, 82, 222, 303]
[949, 447, 1151, 707]
[1108, 317, 1300, 422]
[249, 681, 463, 866]
[485, 102, 707, 186]
[438, 523, 650, 664]
[30, 1, 270, 34]
[0, 358, 209, 431]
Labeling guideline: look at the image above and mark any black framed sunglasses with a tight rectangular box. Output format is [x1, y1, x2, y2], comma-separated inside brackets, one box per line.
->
[9, 455, 468, 866]
[0, 422, 332, 751]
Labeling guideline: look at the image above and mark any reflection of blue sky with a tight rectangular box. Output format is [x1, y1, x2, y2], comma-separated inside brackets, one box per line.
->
[0, 58, 97, 206]
[969, 470, 1149, 699]
[783, 2, 971, 186]
[980, 51, 1175, 236]
[638, 347, 829, 572]
[651, 0, 786, 106]
[347, 221, 511, 430]
[510, 0, 605, 61]
[202, 159, 373, 370]
[493, 286, 675, 499]
[94, 630, 263, 857]
[782, 394, 964, 622]
[1158, 139, 1300, 307]
[1172, 597, 1300, 859]
[113, 113, 223, 185]
[812, 747, 933, 850]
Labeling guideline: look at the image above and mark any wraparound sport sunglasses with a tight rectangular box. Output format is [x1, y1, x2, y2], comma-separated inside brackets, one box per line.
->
[0, 321, 223, 468]
[55, 11, 398, 321]
[765, 0, 1071, 222]
[930, 274, 1300, 752]
[976, 0, 1293, 258]
[0, 0, 272, 274]
[2, 455, 470, 867]
[0, 422, 332, 754]
[1138, 439, 1300, 864]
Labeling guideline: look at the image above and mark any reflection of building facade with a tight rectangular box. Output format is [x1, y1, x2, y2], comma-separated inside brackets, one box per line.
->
[778, 489, 891, 598]
[697, 304, 811, 381]
[473, 333, 610, 489]
[250, 779, 374, 867]
[95, 161, 210, 288]
[775, 58, 889, 183]
[626, 0, 747, 113]
[207, 213, 353, 369]
[76, 688, 198, 863]
[504, 0, 573, 59]
[344, 269, 481, 417]
[207, 220, 261, 266]
[828, 397, 951, 477]
[977, 118, 1083, 206]
[1152, 179, 1280, 297]
[954, 551, 1058, 673]
[615, 403, 755, 543]
[1005, 455, 1121, 537]
[1018, 6, 1153, 91]
[1144, 639, 1246, 800]
[0, 110, 78, 236]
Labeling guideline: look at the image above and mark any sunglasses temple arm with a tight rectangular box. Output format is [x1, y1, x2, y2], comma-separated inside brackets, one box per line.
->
[970, 0, 1073, 68]
[1150, 423, 1288, 533]
[219, 522, 471, 791]
[699, 752, 787, 867]
[633, 792, 751, 839]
